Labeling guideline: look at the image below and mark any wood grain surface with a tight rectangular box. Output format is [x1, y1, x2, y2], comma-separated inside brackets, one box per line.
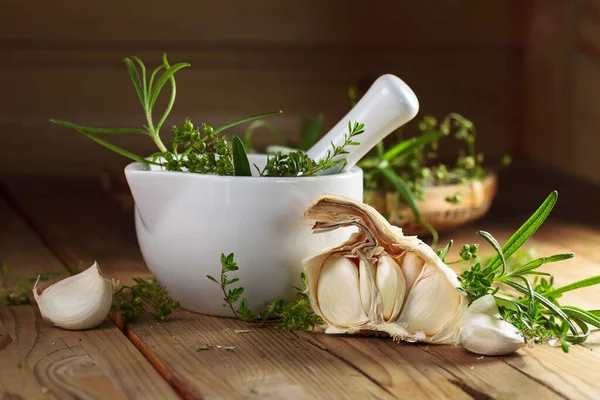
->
[0, 195, 179, 400]
[2, 176, 599, 399]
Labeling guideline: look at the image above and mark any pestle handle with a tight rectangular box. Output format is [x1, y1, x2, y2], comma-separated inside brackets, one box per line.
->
[305, 74, 419, 175]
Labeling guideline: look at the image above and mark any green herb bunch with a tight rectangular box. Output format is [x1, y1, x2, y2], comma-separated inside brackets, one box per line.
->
[258, 121, 364, 177]
[443, 191, 600, 352]
[0, 264, 62, 306]
[51, 55, 361, 178]
[207, 253, 323, 331]
[114, 277, 180, 322]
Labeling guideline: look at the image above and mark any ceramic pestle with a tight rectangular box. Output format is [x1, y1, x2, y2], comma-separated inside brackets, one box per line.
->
[305, 74, 419, 175]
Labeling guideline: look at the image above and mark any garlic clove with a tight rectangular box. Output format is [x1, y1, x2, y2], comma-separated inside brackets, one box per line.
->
[458, 295, 525, 356]
[358, 257, 377, 319]
[33, 262, 116, 330]
[399, 252, 424, 294]
[398, 263, 461, 336]
[375, 254, 406, 322]
[316, 255, 369, 330]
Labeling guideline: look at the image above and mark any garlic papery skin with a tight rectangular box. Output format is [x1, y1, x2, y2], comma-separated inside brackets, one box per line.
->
[302, 194, 467, 344]
[458, 295, 525, 356]
[33, 262, 116, 330]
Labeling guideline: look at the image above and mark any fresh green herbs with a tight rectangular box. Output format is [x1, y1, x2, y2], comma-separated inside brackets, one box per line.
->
[361, 113, 489, 200]
[207, 253, 323, 331]
[0, 264, 62, 306]
[51, 54, 361, 178]
[453, 191, 600, 352]
[258, 122, 364, 177]
[114, 277, 180, 322]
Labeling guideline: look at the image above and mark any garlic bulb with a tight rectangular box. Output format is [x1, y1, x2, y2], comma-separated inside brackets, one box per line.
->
[458, 295, 525, 356]
[33, 262, 117, 330]
[302, 194, 466, 344]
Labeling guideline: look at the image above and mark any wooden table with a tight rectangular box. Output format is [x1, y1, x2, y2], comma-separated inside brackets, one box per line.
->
[1, 177, 599, 400]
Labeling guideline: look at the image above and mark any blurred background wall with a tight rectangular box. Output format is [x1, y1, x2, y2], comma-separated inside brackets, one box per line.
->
[1, 0, 596, 187]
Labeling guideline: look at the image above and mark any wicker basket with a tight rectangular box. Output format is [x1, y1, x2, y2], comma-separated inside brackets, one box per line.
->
[365, 173, 497, 236]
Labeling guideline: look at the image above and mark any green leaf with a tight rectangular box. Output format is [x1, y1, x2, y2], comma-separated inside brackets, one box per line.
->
[50, 119, 147, 135]
[487, 191, 558, 272]
[561, 306, 600, 329]
[380, 166, 421, 220]
[124, 57, 146, 108]
[213, 111, 282, 134]
[232, 136, 252, 176]
[503, 279, 577, 334]
[149, 65, 166, 94]
[542, 275, 600, 299]
[382, 130, 446, 161]
[156, 54, 178, 132]
[78, 130, 157, 165]
[379, 166, 438, 244]
[148, 62, 191, 112]
[206, 275, 219, 284]
[437, 240, 453, 262]
[130, 56, 147, 99]
[375, 141, 385, 158]
[299, 113, 324, 150]
[494, 297, 519, 311]
[242, 120, 285, 152]
[478, 230, 506, 275]
[511, 253, 574, 276]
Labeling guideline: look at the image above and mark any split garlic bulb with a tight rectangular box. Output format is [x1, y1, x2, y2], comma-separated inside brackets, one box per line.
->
[458, 295, 525, 355]
[302, 194, 466, 344]
[33, 262, 117, 330]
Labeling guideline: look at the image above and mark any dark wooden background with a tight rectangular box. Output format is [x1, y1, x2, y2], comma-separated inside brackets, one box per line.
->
[2, 0, 530, 176]
[1, 0, 598, 189]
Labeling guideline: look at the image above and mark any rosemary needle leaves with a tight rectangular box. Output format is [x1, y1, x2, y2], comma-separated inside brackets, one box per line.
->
[455, 191, 600, 352]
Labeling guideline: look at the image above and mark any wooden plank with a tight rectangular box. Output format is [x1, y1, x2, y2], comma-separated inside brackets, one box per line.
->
[5, 177, 590, 399]
[2, 178, 395, 399]
[0, 195, 179, 400]
[297, 332, 563, 399]
[0, 320, 57, 400]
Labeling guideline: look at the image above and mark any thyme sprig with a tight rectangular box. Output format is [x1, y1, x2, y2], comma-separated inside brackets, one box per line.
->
[114, 277, 180, 322]
[207, 253, 323, 331]
[452, 191, 600, 352]
[258, 121, 364, 177]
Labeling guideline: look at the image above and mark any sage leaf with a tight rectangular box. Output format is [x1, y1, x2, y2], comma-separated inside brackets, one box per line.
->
[232, 136, 252, 176]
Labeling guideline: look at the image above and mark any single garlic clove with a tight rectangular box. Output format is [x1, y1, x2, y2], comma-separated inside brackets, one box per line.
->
[458, 295, 525, 356]
[398, 263, 461, 336]
[33, 262, 116, 330]
[375, 254, 406, 322]
[317, 255, 369, 330]
[399, 252, 424, 294]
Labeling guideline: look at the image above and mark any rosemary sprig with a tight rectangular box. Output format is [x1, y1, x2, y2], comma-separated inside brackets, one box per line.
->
[207, 253, 323, 331]
[454, 191, 600, 352]
[114, 277, 180, 322]
[50, 54, 282, 175]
